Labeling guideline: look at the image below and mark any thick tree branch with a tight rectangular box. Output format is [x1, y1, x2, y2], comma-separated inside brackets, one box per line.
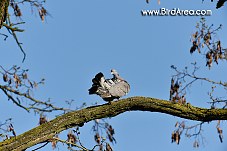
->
[0, 96, 227, 151]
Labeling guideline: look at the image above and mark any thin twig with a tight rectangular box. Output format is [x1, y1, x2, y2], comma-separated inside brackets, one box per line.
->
[53, 137, 89, 151]
[32, 142, 49, 151]
[1, 88, 29, 112]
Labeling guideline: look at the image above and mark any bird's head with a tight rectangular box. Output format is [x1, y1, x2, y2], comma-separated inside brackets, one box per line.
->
[111, 69, 118, 75]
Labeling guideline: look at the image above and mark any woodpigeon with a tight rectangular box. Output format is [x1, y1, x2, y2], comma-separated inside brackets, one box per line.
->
[88, 69, 130, 102]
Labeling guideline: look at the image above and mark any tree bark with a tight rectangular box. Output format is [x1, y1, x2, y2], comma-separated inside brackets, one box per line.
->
[0, 0, 9, 28]
[0, 96, 227, 151]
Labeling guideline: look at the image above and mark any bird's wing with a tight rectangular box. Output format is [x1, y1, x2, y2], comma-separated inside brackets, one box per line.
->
[109, 81, 130, 98]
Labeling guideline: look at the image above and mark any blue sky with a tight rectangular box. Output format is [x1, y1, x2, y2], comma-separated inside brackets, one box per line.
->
[0, 0, 227, 150]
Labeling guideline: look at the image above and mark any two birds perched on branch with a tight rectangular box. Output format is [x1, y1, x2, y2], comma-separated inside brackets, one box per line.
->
[88, 69, 130, 103]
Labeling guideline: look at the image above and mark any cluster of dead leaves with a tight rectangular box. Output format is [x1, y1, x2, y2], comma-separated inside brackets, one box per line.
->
[10, 0, 48, 22]
[0, 123, 16, 140]
[190, 18, 227, 69]
[171, 122, 185, 145]
[94, 132, 114, 151]
[216, 120, 223, 143]
[169, 78, 187, 104]
[10, 2, 22, 17]
[106, 125, 115, 143]
[2, 66, 45, 93]
[7, 123, 16, 139]
[171, 131, 181, 145]
[205, 41, 223, 68]
[94, 132, 101, 144]
[3, 70, 28, 89]
[94, 133, 114, 151]
[67, 130, 77, 145]
[39, 115, 48, 125]
[93, 119, 115, 151]
[38, 7, 48, 22]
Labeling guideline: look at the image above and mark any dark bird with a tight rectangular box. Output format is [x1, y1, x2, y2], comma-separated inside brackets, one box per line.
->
[88, 69, 130, 103]
[0, 0, 9, 28]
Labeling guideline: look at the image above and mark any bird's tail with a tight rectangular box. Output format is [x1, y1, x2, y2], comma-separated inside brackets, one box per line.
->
[88, 72, 104, 94]
[88, 85, 98, 94]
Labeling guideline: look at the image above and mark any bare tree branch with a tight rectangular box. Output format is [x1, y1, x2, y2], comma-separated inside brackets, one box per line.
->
[0, 85, 71, 112]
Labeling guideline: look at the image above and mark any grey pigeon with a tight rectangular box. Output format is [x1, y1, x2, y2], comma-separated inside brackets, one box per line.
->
[109, 69, 130, 98]
[88, 69, 130, 102]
